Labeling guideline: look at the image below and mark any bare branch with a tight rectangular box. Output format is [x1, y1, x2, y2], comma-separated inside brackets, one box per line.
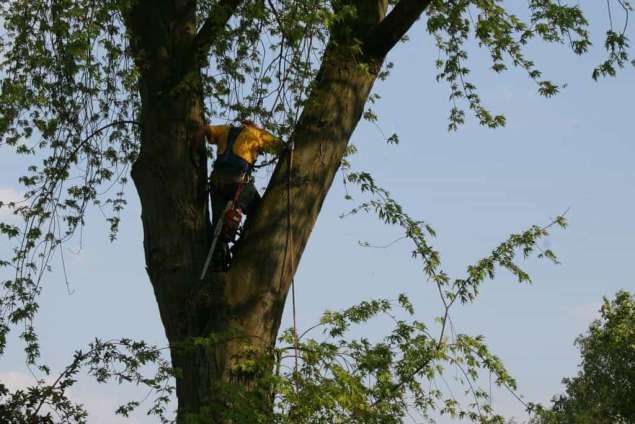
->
[364, 0, 433, 58]
[194, 0, 244, 64]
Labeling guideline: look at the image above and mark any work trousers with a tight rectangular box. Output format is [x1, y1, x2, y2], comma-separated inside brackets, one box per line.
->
[208, 167, 260, 227]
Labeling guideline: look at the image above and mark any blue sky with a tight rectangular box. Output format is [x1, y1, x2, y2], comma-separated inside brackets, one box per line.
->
[1, 3, 634, 423]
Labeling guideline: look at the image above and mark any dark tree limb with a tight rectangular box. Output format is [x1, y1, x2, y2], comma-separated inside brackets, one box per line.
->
[193, 0, 244, 63]
[122, 0, 435, 417]
[364, 0, 433, 58]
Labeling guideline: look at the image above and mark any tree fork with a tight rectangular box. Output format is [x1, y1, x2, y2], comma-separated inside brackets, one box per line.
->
[122, 0, 429, 420]
[123, 0, 223, 417]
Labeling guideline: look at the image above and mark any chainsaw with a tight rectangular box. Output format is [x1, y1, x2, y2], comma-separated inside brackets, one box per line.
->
[199, 178, 247, 279]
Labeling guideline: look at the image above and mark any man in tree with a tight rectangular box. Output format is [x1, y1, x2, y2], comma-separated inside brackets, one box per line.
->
[0, 0, 631, 422]
[194, 120, 282, 268]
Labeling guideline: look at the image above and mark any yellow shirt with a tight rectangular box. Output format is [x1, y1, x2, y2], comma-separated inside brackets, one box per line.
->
[206, 124, 280, 165]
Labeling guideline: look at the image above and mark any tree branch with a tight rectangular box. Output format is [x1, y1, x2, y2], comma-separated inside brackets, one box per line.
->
[364, 0, 433, 58]
[193, 0, 244, 63]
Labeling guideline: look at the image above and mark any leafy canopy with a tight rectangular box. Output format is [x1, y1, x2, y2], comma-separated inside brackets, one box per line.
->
[0, 0, 631, 422]
[530, 290, 635, 424]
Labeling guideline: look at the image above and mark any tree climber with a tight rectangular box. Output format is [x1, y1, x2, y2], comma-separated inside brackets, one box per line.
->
[194, 120, 283, 270]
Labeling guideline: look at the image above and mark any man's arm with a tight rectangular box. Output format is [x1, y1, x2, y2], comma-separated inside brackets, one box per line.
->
[193, 125, 209, 152]
[258, 130, 286, 155]
[192, 125, 227, 158]
[207, 125, 228, 145]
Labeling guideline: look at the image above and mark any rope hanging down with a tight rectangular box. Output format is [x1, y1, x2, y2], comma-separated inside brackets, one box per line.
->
[278, 141, 300, 384]
[289, 145, 300, 381]
[252, 155, 279, 169]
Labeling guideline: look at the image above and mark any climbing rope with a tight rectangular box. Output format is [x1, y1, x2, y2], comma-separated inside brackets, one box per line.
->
[278, 140, 300, 387]
[288, 144, 300, 384]
[252, 155, 279, 169]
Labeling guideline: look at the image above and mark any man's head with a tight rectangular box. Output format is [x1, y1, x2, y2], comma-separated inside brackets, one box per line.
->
[240, 119, 261, 129]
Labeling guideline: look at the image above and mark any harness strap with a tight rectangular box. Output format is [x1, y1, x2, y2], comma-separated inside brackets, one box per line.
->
[224, 126, 242, 156]
[214, 125, 253, 174]
[231, 174, 248, 207]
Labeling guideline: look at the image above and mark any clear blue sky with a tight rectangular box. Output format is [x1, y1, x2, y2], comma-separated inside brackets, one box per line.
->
[1, 3, 633, 423]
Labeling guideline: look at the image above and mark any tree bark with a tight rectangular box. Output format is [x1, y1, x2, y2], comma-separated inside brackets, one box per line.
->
[123, 0, 225, 419]
[224, 43, 383, 367]
[122, 0, 427, 421]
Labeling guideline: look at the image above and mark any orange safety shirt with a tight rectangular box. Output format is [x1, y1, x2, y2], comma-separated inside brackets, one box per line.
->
[205, 124, 280, 165]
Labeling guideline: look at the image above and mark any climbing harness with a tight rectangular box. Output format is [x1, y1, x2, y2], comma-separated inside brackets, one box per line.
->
[200, 125, 253, 279]
[200, 204, 230, 279]
[199, 173, 249, 279]
[214, 125, 253, 174]
[220, 176, 247, 243]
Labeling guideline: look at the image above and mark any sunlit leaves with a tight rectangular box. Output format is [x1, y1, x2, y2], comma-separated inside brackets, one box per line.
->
[593, 30, 634, 80]
[0, 0, 139, 366]
[201, 0, 331, 137]
[0, 338, 174, 424]
[425, 0, 630, 130]
[0, 1, 626, 422]
[530, 291, 635, 423]
[343, 170, 566, 305]
[270, 296, 518, 423]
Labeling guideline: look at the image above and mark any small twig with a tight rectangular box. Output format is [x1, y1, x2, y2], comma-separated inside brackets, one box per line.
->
[358, 235, 408, 249]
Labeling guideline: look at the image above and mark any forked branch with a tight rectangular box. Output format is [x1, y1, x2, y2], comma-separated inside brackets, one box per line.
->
[194, 0, 245, 63]
[364, 0, 434, 57]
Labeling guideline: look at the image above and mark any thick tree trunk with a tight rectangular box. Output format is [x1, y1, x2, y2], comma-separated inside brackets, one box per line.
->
[223, 45, 382, 366]
[131, 53, 382, 422]
[131, 85, 218, 418]
[123, 1, 229, 419]
[121, 0, 422, 421]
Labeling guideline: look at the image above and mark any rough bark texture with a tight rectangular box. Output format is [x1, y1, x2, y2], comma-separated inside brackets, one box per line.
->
[122, 0, 427, 421]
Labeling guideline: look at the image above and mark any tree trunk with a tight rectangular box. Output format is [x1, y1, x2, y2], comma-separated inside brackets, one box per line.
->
[122, 0, 413, 421]
[222, 43, 383, 371]
[123, 1, 230, 419]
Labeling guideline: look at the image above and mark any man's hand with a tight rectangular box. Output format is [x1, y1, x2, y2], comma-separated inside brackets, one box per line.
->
[190, 125, 208, 165]
[194, 126, 208, 148]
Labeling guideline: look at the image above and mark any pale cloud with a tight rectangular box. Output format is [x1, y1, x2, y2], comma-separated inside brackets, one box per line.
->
[78, 392, 143, 424]
[0, 370, 39, 390]
[0, 371, 144, 424]
[0, 187, 24, 220]
[569, 302, 601, 326]
[0, 187, 23, 203]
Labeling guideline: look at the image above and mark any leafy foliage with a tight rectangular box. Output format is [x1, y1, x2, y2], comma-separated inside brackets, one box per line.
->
[0, 0, 629, 371]
[0, 0, 630, 422]
[245, 170, 566, 423]
[0, 0, 139, 368]
[0, 170, 567, 422]
[529, 290, 635, 424]
[0, 339, 173, 423]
